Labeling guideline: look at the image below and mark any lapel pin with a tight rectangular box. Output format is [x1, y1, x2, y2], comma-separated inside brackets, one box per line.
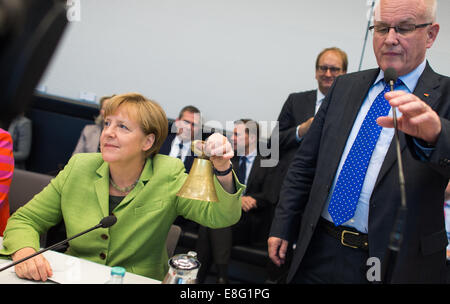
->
[423, 93, 430, 97]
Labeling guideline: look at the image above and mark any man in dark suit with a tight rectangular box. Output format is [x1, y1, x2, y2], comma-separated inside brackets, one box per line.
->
[266, 48, 348, 283]
[230, 120, 272, 247]
[195, 119, 272, 283]
[159, 105, 202, 173]
[269, 47, 348, 212]
[269, 0, 450, 283]
[159, 105, 202, 233]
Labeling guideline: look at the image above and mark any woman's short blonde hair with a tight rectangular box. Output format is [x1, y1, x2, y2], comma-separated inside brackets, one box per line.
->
[103, 93, 168, 158]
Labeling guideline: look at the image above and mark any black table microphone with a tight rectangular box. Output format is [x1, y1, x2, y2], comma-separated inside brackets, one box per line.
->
[381, 68, 408, 283]
[0, 215, 117, 272]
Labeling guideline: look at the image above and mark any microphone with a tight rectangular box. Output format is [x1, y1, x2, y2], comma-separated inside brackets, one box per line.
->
[384, 67, 398, 84]
[0, 215, 117, 272]
[381, 68, 408, 283]
[99, 215, 117, 228]
[384, 67, 398, 101]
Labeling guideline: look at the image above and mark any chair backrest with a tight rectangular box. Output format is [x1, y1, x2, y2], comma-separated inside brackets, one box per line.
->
[166, 224, 182, 257]
[9, 169, 53, 214]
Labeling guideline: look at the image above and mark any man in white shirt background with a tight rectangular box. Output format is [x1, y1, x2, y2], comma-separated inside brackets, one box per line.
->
[159, 105, 202, 173]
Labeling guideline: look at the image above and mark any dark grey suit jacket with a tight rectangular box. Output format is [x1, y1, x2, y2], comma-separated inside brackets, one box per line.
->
[270, 63, 450, 283]
[230, 154, 272, 245]
[277, 90, 317, 152]
[267, 90, 317, 206]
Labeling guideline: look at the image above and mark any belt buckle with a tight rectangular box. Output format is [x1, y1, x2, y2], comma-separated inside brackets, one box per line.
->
[341, 230, 359, 249]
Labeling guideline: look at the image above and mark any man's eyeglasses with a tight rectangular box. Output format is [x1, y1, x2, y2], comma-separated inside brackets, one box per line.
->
[317, 65, 342, 75]
[369, 23, 432, 36]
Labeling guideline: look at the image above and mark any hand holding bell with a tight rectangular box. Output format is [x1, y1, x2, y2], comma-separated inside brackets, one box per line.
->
[176, 133, 234, 202]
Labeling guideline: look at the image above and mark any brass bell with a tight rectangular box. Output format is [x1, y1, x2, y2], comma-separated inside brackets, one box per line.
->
[176, 140, 219, 202]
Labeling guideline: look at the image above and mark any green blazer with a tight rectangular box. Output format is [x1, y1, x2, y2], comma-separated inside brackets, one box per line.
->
[1, 153, 243, 280]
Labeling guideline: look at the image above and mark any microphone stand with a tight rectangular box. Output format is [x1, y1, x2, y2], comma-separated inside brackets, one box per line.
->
[358, 0, 376, 71]
[381, 79, 408, 283]
[0, 222, 104, 272]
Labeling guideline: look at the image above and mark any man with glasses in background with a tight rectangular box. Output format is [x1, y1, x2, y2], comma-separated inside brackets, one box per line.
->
[277, 47, 348, 154]
[269, 0, 450, 283]
[160, 105, 202, 173]
[265, 47, 348, 283]
[159, 105, 203, 234]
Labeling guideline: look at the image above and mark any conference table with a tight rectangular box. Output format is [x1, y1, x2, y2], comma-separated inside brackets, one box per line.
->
[0, 237, 160, 284]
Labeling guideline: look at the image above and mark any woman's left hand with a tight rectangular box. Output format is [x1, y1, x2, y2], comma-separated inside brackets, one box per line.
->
[204, 133, 234, 171]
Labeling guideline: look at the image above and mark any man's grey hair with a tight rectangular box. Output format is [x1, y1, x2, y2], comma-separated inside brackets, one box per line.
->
[373, 0, 437, 22]
[424, 0, 437, 22]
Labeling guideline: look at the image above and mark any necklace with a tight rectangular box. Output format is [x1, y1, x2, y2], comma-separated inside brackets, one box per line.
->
[110, 176, 139, 193]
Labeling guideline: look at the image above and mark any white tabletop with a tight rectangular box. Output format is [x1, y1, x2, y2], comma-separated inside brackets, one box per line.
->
[0, 237, 160, 284]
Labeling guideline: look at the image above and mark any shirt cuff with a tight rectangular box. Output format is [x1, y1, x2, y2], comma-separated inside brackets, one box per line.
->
[412, 137, 435, 160]
[295, 125, 303, 143]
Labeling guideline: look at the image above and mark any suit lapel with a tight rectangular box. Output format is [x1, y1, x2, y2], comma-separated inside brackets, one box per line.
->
[116, 158, 154, 209]
[160, 133, 175, 155]
[94, 158, 154, 216]
[374, 133, 407, 189]
[231, 157, 239, 173]
[410, 62, 441, 110]
[332, 70, 380, 163]
[184, 155, 196, 173]
[95, 162, 110, 217]
[375, 63, 441, 188]
[306, 90, 317, 118]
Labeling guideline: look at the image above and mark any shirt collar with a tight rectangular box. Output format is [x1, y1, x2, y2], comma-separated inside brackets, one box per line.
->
[243, 148, 257, 162]
[96, 156, 153, 183]
[316, 89, 325, 103]
[173, 135, 191, 148]
[374, 59, 427, 92]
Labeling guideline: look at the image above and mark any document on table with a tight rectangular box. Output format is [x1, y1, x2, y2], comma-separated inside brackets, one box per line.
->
[0, 238, 159, 284]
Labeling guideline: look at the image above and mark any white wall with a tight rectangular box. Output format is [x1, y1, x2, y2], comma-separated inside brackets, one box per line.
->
[39, 0, 450, 134]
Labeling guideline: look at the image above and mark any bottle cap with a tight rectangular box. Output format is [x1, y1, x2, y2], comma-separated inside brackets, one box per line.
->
[169, 254, 200, 271]
[111, 266, 126, 276]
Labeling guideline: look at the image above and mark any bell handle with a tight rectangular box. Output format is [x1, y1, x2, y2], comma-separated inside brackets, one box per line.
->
[191, 140, 208, 159]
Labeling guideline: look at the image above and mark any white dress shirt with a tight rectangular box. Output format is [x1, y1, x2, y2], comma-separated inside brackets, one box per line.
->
[240, 148, 257, 186]
[321, 60, 427, 233]
[168, 136, 191, 163]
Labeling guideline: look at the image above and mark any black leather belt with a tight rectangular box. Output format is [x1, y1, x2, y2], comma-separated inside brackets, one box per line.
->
[319, 218, 369, 251]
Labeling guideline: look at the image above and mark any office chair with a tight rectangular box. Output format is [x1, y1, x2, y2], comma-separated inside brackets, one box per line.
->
[166, 225, 182, 257]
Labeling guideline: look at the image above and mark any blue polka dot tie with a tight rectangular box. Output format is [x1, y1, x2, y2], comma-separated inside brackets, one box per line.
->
[328, 80, 400, 226]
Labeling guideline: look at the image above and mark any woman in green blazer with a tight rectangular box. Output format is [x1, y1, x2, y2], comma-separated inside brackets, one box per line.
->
[1, 93, 243, 281]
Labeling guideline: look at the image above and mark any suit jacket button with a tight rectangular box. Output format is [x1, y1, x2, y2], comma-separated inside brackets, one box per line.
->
[99, 252, 106, 260]
[101, 234, 108, 240]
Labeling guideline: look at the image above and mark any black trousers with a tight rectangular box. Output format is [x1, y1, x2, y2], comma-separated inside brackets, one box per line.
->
[195, 226, 232, 282]
[447, 260, 450, 283]
[291, 223, 370, 284]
